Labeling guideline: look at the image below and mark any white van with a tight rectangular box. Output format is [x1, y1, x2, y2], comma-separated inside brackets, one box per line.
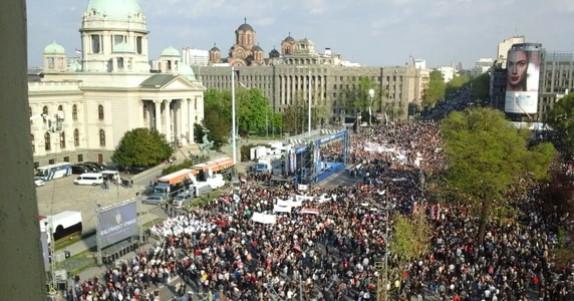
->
[74, 173, 104, 185]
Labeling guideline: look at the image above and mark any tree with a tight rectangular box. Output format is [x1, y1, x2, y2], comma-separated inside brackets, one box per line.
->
[423, 70, 445, 108]
[341, 77, 381, 121]
[384, 211, 431, 300]
[445, 74, 471, 96]
[546, 92, 574, 158]
[194, 123, 206, 143]
[389, 211, 431, 262]
[112, 128, 173, 168]
[470, 73, 490, 101]
[441, 108, 555, 241]
[203, 109, 229, 149]
[203, 88, 274, 139]
[282, 98, 305, 135]
[236, 88, 272, 135]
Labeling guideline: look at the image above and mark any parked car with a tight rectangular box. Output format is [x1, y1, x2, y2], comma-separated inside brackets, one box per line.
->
[76, 163, 99, 172]
[73, 173, 104, 185]
[143, 194, 167, 205]
[72, 164, 91, 174]
[172, 194, 190, 208]
[83, 162, 105, 171]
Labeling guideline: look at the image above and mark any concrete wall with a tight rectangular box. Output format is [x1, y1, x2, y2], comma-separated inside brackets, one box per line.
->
[0, 0, 47, 299]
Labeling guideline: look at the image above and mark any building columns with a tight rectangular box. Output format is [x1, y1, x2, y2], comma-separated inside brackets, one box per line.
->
[176, 100, 184, 145]
[164, 99, 172, 143]
[187, 98, 193, 143]
[153, 100, 161, 132]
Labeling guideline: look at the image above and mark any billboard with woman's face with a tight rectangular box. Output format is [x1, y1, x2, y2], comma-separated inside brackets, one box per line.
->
[505, 44, 541, 114]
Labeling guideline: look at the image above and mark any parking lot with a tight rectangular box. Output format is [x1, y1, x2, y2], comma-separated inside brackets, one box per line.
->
[36, 176, 157, 234]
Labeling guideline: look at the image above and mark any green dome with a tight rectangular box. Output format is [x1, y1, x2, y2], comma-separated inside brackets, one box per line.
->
[161, 47, 180, 57]
[86, 0, 143, 20]
[44, 41, 66, 55]
[179, 64, 196, 81]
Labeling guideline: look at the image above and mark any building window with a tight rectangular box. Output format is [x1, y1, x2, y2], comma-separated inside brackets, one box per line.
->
[117, 57, 124, 69]
[60, 131, 66, 149]
[44, 132, 51, 151]
[63, 156, 70, 162]
[72, 104, 78, 121]
[77, 154, 83, 162]
[98, 105, 104, 121]
[99, 129, 106, 147]
[74, 129, 80, 147]
[97, 154, 104, 164]
[43, 106, 49, 115]
[31, 134, 35, 153]
[48, 58, 55, 69]
[136, 37, 143, 54]
[91, 35, 101, 54]
[49, 159, 55, 165]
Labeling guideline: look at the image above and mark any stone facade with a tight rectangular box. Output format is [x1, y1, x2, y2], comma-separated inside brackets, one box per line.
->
[197, 64, 427, 122]
[30, 0, 205, 167]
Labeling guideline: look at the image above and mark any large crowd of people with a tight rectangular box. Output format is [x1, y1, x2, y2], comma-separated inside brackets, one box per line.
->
[67, 121, 574, 301]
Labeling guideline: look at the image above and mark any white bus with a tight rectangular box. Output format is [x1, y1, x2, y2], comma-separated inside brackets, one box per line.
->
[35, 162, 72, 181]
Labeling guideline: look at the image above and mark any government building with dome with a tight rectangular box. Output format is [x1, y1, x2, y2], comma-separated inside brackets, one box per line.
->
[201, 22, 429, 123]
[29, 0, 205, 167]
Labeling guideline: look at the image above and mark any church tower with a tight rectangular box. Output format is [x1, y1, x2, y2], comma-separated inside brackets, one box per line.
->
[80, 0, 150, 73]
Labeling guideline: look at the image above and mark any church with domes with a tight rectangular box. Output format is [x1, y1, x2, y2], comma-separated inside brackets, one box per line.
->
[29, 0, 205, 166]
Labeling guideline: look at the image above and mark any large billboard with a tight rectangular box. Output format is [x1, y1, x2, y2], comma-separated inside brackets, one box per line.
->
[505, 43, 542, 114]
[97, 201, 138, 249]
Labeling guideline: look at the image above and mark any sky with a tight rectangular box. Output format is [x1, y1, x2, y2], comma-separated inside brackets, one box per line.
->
[27, 0, 574, 69]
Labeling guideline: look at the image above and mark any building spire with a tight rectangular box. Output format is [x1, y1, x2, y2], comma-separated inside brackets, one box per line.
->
[244, 17, 247, 24]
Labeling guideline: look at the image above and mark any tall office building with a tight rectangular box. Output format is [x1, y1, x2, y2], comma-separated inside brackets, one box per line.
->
[496, 35, 526, 67]
[490, 42, 574, 122]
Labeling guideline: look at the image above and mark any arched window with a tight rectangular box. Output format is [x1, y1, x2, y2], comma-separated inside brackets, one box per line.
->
[60, 131, 66, 149]
[42, 106, 49, 115]
[99, 129, 106, 147]
[98, 105, 104, 121]
[58, 105, 63, 112]
[74, 129, 80, 147]
[44, 132, 51, 151]
[72, 104, 78, 121]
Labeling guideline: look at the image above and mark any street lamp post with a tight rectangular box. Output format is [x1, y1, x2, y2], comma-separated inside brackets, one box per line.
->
[231, 67, 237, 165]
[308, 70, 312, 137]
[368, 88, 375, 126]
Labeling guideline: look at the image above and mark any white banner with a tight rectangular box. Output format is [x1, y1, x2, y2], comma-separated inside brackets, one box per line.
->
[273, 205, 292, 213]
[295, 195, 314, 203]
[251, 213, 277, 224]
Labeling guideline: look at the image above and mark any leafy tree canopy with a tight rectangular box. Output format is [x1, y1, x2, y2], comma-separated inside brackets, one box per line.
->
[445, 74, 471, 95]
[112, 128, 173, 168]
[423, 70, 446, 108]
[389, 211, 431, 263]
[441, 108, 555, 239]
[203, 88, 275, 139]
[546, 92, 574, 158]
